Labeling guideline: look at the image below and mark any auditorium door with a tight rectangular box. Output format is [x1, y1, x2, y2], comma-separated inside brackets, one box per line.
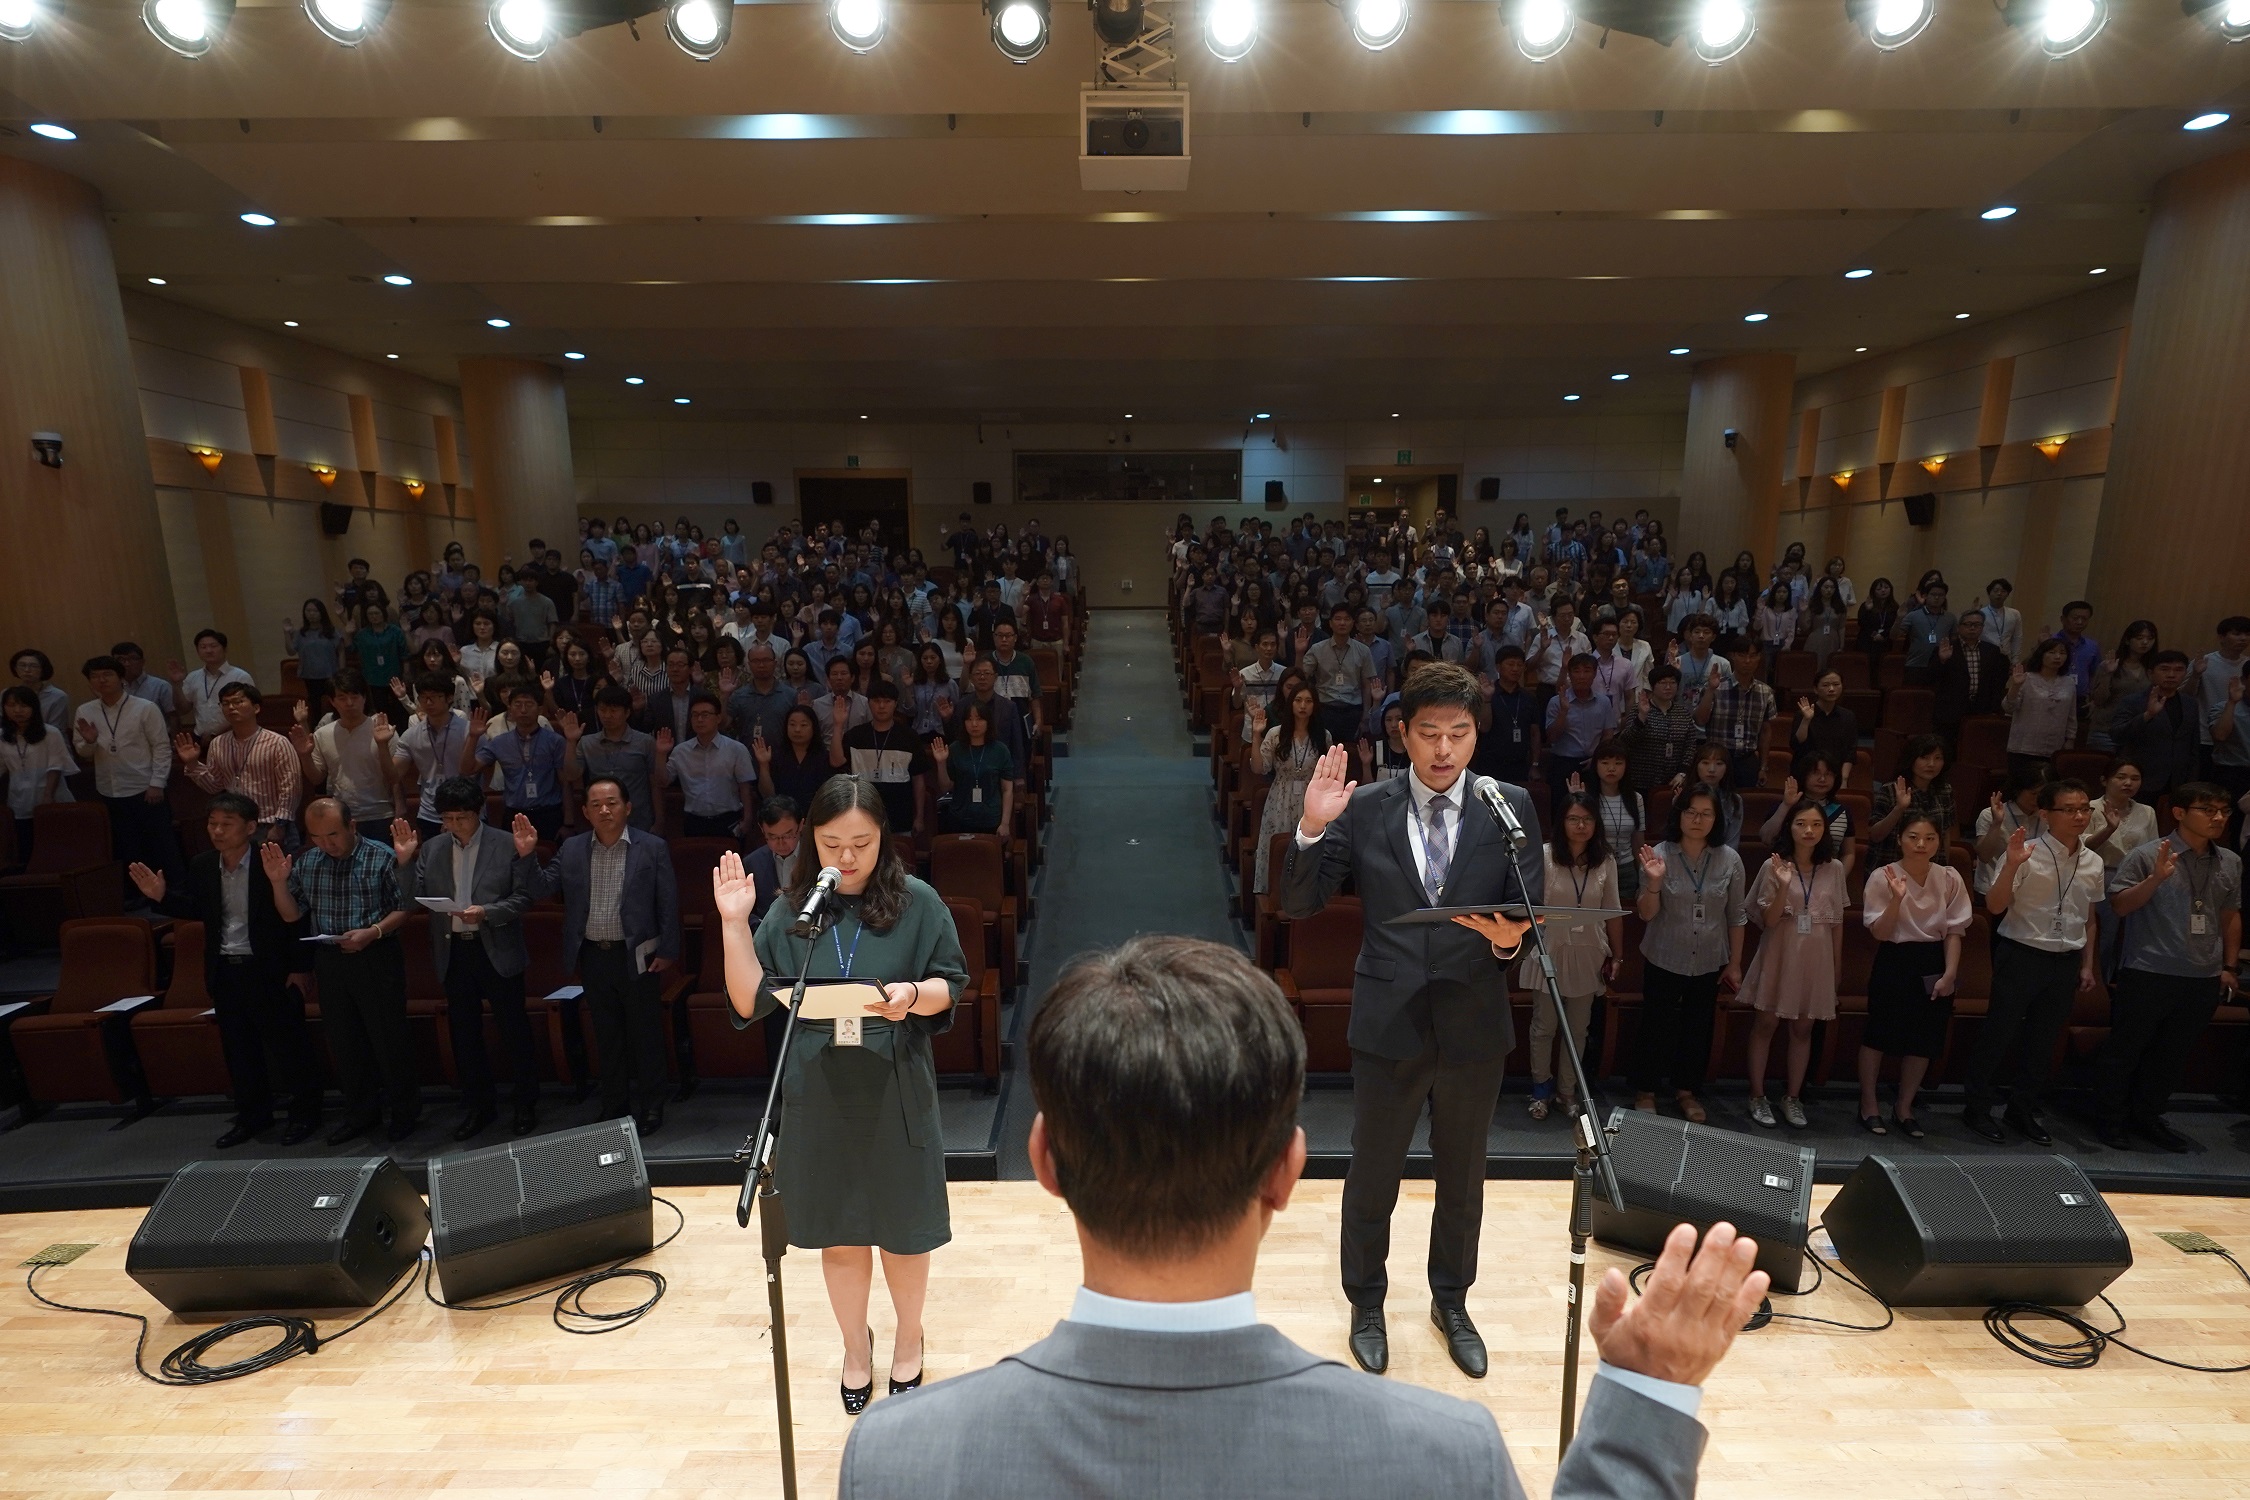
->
[797, 471, 911, 553]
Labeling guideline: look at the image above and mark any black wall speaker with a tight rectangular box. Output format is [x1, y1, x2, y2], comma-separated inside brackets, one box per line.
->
[1823, 1154, 2131, 1307]
[1900, 492, 1938, 528]
[751, 480, 774, 506]
[972, 480, 993, 506]
[319, 502, 355, 537]
[427, 1117, 652, 1303]
[126, 1157, 428, 1314]
[1590, 1109, 1815, 1292]
[1477, 476, 1501, 502]
[1264, 479, 1287, 509]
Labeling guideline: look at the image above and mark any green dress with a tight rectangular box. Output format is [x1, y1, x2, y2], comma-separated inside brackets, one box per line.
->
[738, 876, 969, 1254]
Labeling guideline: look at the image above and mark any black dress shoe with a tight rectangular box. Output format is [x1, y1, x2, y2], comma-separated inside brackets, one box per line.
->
[326, 1117, 378, 1147]
[385, 1116, 420, 1143]
[2004, 1107, 2051, 1147]
[1962, 1109, 2007, 1144]
[511, 1103, 539, 1136]
[1430, 1303, 1488, 1379]
[636, 1105, 664, 1138]
[278, 1119, 320, 1147]
[2133, 1117, 2193, 1153]
[2095, 1121, 2134, 1151]
[214, 1119, 271, 1149]
[1347, 1305, 1388, 1375]
[842, 1326, 874, 1416]
[451, 1107, 496, 1142]
[888, 1333, 925, 1396]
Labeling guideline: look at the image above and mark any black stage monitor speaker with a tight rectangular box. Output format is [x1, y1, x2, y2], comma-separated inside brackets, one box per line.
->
[319, 502, 354, 537]
[126, 1157, 428, 1315]
[1823, 1153, 2131, 1307]
[1264, 479, 1287, 509]
[1590, 1109, 1815, 1292]
[1900, 491, 1937, 528]
[1477, 476, 1501, 502]
[751, 480, 774, 506]
[972, 480, 993, 505]
[427, 1117, 652, 1304]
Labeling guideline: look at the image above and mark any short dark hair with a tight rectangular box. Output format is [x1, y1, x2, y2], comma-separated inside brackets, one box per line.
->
[109, 641, 143, 658]
[2061, 599, 2093, 618]
[414, 674, 455, 701]
[2037, 777, 2092, 810]
[688, 690, 724, 716]
[330, 669, 368, 698]
[433, 776, 486, 816]
[1029, 935, 1303, 1259]
[218, 681, 262, 706]
[758, 796, 799, 827]
[593, 684, 633, 711]
[82, 655, 124, 679]
[10, 648, 52, 681]
[194, 628, 228, 649]
[1648, 663, 1681, 687]
[2147, 649, 2191, 670]
[503, 679, 541, 705]
[1399, 661, 1481, 724]
[867, 680, 900, 703]
[2173, 780, 2233, 813]
[2219, 616, 2250, 636]
[206, 791, 260, 824]
[1900, 732, 1948, 774]
[1664, 783, 1727, 844]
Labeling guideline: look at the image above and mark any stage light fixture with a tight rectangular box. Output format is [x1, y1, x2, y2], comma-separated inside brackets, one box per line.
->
[1, 0, 45, 44]
[1507, 0, 1572, 60]
[144, 0, 235, 57]
[673, 396, 691, 405]
[2195, 0, 2250, 42]
[284, 319, 300, 327]
[1092, 0, 1144, 44]
[1563, 394, 1581, 401]
[667, 0, 730, 59]
[989, 0, 1048, 60]
[1848, 0, 1929, 49]
[2185, 111, 2230, 129]
[1348, 0, 1408, 50]
[304, 0, 390, 46]
[2088, 266, 2105, 274]
[1981, 204, 2016, 219]
[147, 277, 168, 286]
[1205, 0, 1256, 59]
[383, 272, 413, 285]
[831, 0, 885, 50]
[1610, 372, 1629, 381]
[1845, 267, 1873, 278]
[489, 0, 551, 59]
[626, 376, 645, 385]
[1691, 0, 1753, 61]
[29, 122, 76, 140]
[2004, 0, 2103, 56]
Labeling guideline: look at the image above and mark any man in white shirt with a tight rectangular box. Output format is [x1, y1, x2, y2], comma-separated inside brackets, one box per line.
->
[1963, 778, 2103, 1145]
[388, 675, 473, 839]
[169, 628, 256, 738]
[1978, 578, 2025, 663]
[1526, 597, 1593, 692]
[76, 653, 182, 901]
[295, 670, 395, 842]
[661, 692, 756, 841]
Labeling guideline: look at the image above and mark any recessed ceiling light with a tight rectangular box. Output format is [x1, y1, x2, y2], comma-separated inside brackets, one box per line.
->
[146, 277, 167, 286]
[1955, 312, 1972, 319]
[239, 212, 276, 227]
[29, 124, 77, 142]
[564, 351, 585, 360]
[386, 353, 399, 359]
[1563, 394, 1581, 402]
[860, 414, 870, 420]
[2088, 267, 2107, 275]
[1390, 411, 1401, 417]
[1254, 411, 1271, 419]
[1124, 412, 1133, 418]
[625, 376, 645, 385]
[383, 273, 413, 286]
[1980, 205, 2017, 221]
[486, 317, 512, 329]
[1743, 312, 1769, 323]
[1610, 373, 1629, 381]
[1845, 267, 1874, 279]
[673, 396, 691, 405]
[1669, 347, 1690, 355]
[1855, 345, 1869, 352]
[2184, 112, 2231, 132]
[283, 320, 299, 327]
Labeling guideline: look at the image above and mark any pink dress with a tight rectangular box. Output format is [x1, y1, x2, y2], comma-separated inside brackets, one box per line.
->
[1735, 859, 1845, 1021]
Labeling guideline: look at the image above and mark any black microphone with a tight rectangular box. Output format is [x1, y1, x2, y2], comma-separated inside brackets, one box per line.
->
[1472, 775, 1530, 853]
[791, 865, 843, 937]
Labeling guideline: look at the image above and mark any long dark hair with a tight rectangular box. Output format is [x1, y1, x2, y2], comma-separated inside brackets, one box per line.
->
[1551, 791, 1611, 870]
[784, 776, 911, 931]
[1776, 797, 1838, 866]
[0, 684, 46, 744]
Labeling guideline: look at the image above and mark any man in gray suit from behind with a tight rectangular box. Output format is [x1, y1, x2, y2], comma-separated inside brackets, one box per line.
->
[841, 935, 1768, 1500]
[391, 776, 542, 1140]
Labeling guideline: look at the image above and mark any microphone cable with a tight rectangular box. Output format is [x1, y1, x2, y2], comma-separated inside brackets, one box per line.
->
[423, 1194, 686, 1335]
[1626, 1225, 1893, 1335]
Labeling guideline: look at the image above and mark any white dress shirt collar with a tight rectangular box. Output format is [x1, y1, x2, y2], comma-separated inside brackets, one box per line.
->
[1066, 1287, 1258, 1333]
[1406, 767, 1465, 815]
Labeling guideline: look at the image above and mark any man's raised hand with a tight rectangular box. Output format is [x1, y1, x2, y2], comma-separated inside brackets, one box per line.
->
[1297, 744, 1356, 837]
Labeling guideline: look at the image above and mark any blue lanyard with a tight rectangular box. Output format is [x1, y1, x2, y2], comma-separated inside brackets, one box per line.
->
[1682, 848, 1713, 897]
[831, 918, 865, 978]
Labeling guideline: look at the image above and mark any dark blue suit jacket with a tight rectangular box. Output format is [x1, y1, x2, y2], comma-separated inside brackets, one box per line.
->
[529, 827, 682, 977]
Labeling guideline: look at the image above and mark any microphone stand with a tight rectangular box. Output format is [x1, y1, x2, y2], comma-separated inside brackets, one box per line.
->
[732, 911, 831, 1500]
[1483, 783, 1624, 1458]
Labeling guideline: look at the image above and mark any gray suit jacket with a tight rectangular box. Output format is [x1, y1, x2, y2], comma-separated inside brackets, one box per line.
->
[1279, 772, 1546, 1063]
[398, 824, 539, 980]
[527, 827, 682, 977]
[840, 1321, 1702, 1500]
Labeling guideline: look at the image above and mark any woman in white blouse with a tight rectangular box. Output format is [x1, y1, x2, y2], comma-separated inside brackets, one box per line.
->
[1519, 794, 1623, 1121]
[1857, 809, 1974, 1140]
[0, 684, 74, 854]
[2003, 638, 2079, 773]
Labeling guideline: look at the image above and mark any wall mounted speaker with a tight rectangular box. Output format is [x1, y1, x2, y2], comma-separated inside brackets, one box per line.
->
[1477, 477, 1501, 502]
[319, 503, 355, 537]
[427, 1117, 652, 1304]
[751, 480, 774, 506]
[1901, 492, 1937, 528]
[1264, 480, 1287, 509]
[972, 480, 993, 505]
[1590, 1108, 1815, 1292]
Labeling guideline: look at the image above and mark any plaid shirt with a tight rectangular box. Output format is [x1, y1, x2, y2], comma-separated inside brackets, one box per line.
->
[1621, 703, 1701, 791]
[285, 834, 403, 937]
[580, 577, 624, 623]
[1704, 677, 1777, 755]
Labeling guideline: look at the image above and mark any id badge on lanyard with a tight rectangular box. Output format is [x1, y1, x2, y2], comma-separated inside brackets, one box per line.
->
[832, 921, 866, 1047]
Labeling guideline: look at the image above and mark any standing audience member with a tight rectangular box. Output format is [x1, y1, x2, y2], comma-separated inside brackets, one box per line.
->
[1520, 794, 1622, 1122]
[178, 682, 302, 849]
[469, 683, 570, 844]
[1931, 612, 2008, 753]
[1542, 654, 1618, 818]
[1857, 809, 1972, 1139]
[1696, 641, 1777, 789]
[295, 671, 393, 842]
[75, 654, 180, 898]
[2003, 640, 2078, 775]
[1788, 670, 1857, 781]
[1303, 604, 1381, 747]
[1631, 786, 1747, 1125]
[664, 691, 755, 841]
[566, 688, 663, 833]
[1977, 579, 2024, 663]
[127, 791, 321, 1148]
[171, 629, 255, 738]
[2094, 784, 2241, 1152]
[2192, 616, 2250, 777]
[1864, 735, 1953, 870]
[10, 649, 71, 734]
[1897, 581, 1957, 686]
[2088, 620, 2159, 752]
[268, 797, 418, 1145]
[286, 601, 344, 721]
[0, 685, 74, 854]
[2112, 650, 2200, 802]
[1736, 799, 1845, 1130]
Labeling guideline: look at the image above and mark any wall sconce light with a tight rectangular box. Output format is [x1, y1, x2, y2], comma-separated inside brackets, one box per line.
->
[402, 478, 426, 498]
[1832, 470, 1854, 485]
[1919, 455, 1945, 475]
[2034, 436, 2068, 460]
[308, 463, 339, 488]
[188, 445, 224, 474]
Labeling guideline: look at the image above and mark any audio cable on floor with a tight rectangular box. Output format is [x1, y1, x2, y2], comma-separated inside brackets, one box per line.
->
[423, 1193, 687, 1335]
[1627, 1225, 1893, 1335]
[1981, 1235, 2250, 1373]
[24, 1248, 429, 1386]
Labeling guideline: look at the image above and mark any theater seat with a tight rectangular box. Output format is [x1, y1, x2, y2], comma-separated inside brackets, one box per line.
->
[0, 802, 122, 949]
[130, 921, 237, 1101]
[929, 833, 1018, 992]
[6, 917, 160, 1111]
[934, 896, 1002, 1091]
[1274, 897, 1362, 1073]
[683, 914, 768, 1080]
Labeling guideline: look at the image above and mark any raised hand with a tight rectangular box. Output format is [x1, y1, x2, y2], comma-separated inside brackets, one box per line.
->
[711, 849, 758, 923]
[831, 696, 850, 728]
[1884, 864, 1908, 897]
[172, 731, 201, 766]
[2152, 841, 2179, 882]
[541, 670, 557, 693]
[654, 727, 674, 757]
[1937, 637, 1955, 662]
[556, 710, 582, 743]
[929, 737, 948, 765]
[292, 698, 310, 728]
[1298, 744, 1357, 834]
[1636, 843, 1668, 884]
[752, 735, 773, 767]
[372, 717, 394, 747]
[165, 658, 186, 685]
[2144, 688, 2168, 719]
[75, 716, 98, 747]
[1567, 770, 1586, 793]
[390, 817, 419, 864]
[288, 723, 314, 756]
[2010, 662, 2027, 686]
[127, 862, 166, 903]
[1781, 776, 1800, 804]
[511, 813, 539, 857]
[258, 840, 292, 884]
[389, 676, 409, 703]
[2005, 824, 2034, 866]
[1990, 791, 2006, 821]
[468, 705, 489, 736]
[1797, 695, 1815, 719]
[1246, 701, 1267, 732]
[1894, 775, 1910, 803]
[1589, 1220, 1768, 1388]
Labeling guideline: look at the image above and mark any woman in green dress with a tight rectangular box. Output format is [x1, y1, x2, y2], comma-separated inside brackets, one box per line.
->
[711, 775, 968, 1417]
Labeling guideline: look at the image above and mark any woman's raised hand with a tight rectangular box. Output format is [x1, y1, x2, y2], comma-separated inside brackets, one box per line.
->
[712, 849, 758, 923]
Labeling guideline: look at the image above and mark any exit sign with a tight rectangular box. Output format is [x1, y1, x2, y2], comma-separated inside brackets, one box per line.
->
[1396, 450, 1411, 464]
[846, 455, 860, 469]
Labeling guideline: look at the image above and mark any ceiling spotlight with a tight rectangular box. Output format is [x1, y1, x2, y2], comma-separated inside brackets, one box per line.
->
[2196, 0, 2250, 42]
[489, 0, 551, 59]
[1, 0, 45, 44]
[383, 272, 413, 285]
[1391, 411, 1402, 417]
[284, 320, 300, 327]
[1691, 0, 1753, 62]
[385, 353, 399, 360]
[2185, 111, 2231, 130]
[673, 396, 692, 405]
[1253, 411, 1272, 419]
[1508, 0, 1572, 61]
[564, 350, 586, 360]
[144, 0, 236, 57]
[2088, 266, 2106, 274]
[626, 376, 645, 385]
[831, 0, 885, 50]
[667, 0, 730, 59]
[29, 123, 76, 141]
[239, 212, 276, 227]
[1954, 311, 1972, 319]
[989, 0, 1049, 61]
[1092, 0, 1145, 44]
[2003, 0, 2104, 57]
[147, 277, 168, 286]
[1845, 267, 1874, 279]
[1981, 205, 2017, 219]
[1743, 311, 1769, 322]
[1848, 0, 1929, 49]
[303, 0, 390, 46]
[1564, 394, 1581, 402]
[1347, 0, 1408, 50]
[1669, 346, 1690, 355]
[486, 317, 512, 328]
[1610, 372, 1629, 381]
[1855, 345, 1869, 351]
[1204, 0, 1256, 59]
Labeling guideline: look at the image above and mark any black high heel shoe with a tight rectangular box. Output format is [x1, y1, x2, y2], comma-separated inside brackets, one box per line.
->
[888, 1332, 925, 1396]
[841, 1326, 874, 1416]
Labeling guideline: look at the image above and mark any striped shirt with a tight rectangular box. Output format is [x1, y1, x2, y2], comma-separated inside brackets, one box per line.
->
[186, 727, 302, 825]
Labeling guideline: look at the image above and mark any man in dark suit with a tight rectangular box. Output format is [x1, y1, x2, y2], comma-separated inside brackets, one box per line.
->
[2114, 651, 2202, 800]
[1931, 611, 2010, 751]
[128, 791, 320, 1147]
[842, 934, 1766, 1500]
[744, 795, 802, 926]
[394, 777, 543, 1140]
[1280, 661, 1546, 1379]
[634, 643, 697, 744]
[528, 777, 682, 1135]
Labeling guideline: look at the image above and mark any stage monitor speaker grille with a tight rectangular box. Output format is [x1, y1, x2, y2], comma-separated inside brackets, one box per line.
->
[428, 1116, 652, 1303]
[126, 1157, 428, 1314]
[1823, 1153, 2131, 1307]
[1590, 1109, 1815, 1292]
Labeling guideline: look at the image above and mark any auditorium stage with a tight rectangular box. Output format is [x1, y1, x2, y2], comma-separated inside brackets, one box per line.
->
[4, 1180, 2247, 1499]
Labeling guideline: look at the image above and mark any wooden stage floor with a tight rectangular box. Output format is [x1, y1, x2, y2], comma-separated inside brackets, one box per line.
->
[4, 1181, 2249, 1499]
